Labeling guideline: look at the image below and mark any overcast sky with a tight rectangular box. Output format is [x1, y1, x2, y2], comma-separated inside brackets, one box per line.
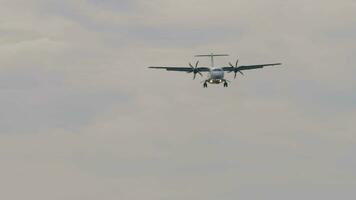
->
[0, 0, 355, 199]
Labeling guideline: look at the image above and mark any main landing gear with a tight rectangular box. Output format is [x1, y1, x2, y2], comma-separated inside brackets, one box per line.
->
[202, 80, 229, 88]
[203, 81, 208, 88]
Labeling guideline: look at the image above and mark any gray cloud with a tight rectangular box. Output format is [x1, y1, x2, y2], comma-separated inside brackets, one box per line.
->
[0, 0, 355, 199]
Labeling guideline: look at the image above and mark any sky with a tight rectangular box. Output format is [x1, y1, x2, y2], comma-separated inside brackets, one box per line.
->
[0, 0, 355, 199]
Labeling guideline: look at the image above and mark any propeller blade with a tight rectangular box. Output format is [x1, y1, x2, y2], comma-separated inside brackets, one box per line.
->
[188, 60, 201, 80]
[235, 59, 239, 67]
[230, 58, 242, 78]
[189, 63, 194, 68]
[228, 62, 234, 73]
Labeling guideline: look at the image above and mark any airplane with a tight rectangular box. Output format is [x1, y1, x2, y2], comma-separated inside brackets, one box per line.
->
[149, 53, 282, 88]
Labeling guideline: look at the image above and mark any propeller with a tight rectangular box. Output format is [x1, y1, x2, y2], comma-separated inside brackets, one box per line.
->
[228, 59, 244, 78]
[189, 60, 202, 79]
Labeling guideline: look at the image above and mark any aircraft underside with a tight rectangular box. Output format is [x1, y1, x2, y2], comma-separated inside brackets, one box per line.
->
[203, 79, 229, 88]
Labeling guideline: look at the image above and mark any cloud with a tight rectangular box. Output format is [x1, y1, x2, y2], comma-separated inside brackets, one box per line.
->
[0, 0, 355, 199]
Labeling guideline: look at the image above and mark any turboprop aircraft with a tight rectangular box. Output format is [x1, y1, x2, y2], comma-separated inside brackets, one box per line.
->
[149, 54, 281, 88]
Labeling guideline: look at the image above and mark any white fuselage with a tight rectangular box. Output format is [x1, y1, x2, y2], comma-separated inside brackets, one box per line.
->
[208, 68, 224, 84]
[197, 54, 228, 85]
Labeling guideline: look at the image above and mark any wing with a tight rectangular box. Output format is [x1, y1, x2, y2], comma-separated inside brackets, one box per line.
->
[223, 63, 282, 72]
[149, 66, 210, 72]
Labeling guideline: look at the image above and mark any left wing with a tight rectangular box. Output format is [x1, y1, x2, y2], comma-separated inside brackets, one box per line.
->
[223, 63, 282, 72]
[149, 66, 210, 72]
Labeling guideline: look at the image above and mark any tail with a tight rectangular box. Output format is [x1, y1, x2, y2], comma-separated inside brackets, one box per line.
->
[195, 53, 229, 68]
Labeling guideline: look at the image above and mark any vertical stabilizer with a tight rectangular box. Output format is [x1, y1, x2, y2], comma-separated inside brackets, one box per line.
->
[195, 53, 229, 68]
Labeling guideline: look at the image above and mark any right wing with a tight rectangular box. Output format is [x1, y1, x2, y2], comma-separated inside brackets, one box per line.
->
[149, 66, 210, 72]
[223, 63, 282, 72]
[237, 63, 282, 71]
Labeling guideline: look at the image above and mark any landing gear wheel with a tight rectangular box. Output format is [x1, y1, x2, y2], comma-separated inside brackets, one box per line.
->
[223, 82, 228, 87]
[203, 82, 208, 88]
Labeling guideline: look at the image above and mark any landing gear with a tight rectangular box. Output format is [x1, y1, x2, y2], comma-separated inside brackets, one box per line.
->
[223, 81, 228, 87]
[203, 82, 208, 88]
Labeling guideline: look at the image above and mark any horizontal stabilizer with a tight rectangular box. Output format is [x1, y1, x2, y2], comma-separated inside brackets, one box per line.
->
[195, 54, 229, 57]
